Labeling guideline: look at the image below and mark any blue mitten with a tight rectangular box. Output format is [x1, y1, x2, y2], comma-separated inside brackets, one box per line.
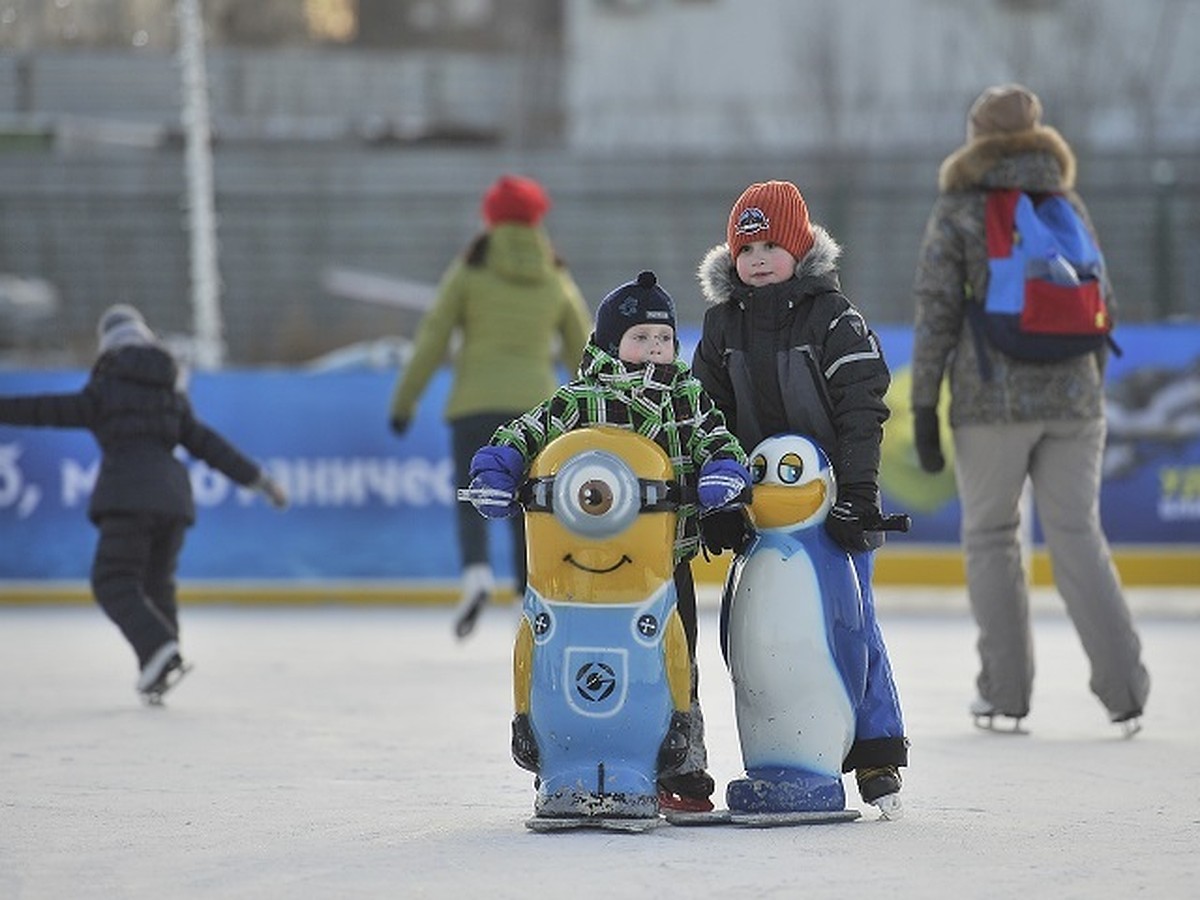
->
[467, 445, 525, 519]
[697, 458, 752, 510]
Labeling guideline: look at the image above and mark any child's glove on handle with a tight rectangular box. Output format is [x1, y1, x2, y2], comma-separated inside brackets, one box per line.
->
[697, 458, 752, 510]
[255, 474, 289, 510]
[699, 508, 753, 556]
[913, 406, 945, 473]
[467, 445, 524, 519]
[824, 482, 882, 553]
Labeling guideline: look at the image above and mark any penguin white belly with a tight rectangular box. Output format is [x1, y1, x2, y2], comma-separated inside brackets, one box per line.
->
[727, 546, 855, 776]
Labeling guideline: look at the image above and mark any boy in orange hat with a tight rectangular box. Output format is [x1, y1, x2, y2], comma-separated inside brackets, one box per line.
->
[692, 181, 909, 818]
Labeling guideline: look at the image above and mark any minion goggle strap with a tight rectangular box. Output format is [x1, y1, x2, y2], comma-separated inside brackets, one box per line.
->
[519, 477, 682, 514]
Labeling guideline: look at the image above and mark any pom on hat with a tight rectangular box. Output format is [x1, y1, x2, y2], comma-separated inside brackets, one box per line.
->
[97, 304, 155, 354]
[967, 84, 1043, 140]
[593, 270, 676, 358]
[481, 174, 551, 226]
[726, 180, 815, 262]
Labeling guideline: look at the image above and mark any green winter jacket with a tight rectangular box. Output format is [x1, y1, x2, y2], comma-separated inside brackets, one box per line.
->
[491, 341, 747, 564]
[389, 223, 591, 422]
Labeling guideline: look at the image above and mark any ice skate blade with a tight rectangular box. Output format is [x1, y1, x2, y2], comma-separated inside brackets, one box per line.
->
[1117, 718, 1142, 739]
[667, 808, 858, 827]
[525, 815, 662, 834]
[453, 591, 489, 639]
[872, 793, 903, 821]
[973, 713, 1029, 735]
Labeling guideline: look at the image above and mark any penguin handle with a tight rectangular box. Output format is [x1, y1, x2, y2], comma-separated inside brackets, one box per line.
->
[876, 512, 911, 533]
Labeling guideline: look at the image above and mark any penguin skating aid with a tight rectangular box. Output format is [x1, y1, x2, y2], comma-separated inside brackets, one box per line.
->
[670, 434, 907, 828]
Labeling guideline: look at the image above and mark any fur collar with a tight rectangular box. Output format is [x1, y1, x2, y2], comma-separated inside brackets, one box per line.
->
[697, 224, 841, 306]
[938, 125, 1076, 192]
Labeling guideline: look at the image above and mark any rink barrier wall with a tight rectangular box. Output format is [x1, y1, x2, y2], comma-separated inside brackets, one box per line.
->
[2, 325, 1198, 596]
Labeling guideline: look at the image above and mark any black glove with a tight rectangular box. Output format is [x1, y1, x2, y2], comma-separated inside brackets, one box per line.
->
[825, 482, 883, 553]
[913, 405, 945, 473]
[389, 415, 409, 436]
[699, 508, 752, 556]
[657, 711, 691, 773]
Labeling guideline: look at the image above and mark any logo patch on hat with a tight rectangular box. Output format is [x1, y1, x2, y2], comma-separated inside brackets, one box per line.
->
[735, 207, 770, 236]
[618, 296, 639, 317]
[644, 310, 670, 321]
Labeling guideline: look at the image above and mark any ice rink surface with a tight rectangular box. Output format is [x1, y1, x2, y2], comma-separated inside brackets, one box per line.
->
[2, 591, 1197, 899]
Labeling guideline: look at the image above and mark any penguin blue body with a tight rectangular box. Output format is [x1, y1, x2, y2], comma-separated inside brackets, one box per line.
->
[720, 434, 869, 813]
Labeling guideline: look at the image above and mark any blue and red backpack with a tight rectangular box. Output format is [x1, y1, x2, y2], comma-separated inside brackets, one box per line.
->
[967, 188, 1118, 378]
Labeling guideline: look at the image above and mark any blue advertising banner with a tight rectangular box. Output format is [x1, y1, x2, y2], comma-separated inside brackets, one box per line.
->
[1, 324, 1197, 585]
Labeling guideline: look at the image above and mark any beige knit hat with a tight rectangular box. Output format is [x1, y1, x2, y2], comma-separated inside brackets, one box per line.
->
[967, 83, 1043, 140]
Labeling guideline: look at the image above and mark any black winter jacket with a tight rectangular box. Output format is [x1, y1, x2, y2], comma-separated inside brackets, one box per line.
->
[693, 226, 890, 491]
[0, 345, 262, 524]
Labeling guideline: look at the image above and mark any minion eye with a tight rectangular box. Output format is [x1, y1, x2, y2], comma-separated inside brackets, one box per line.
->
[778, 452, 804, 484]
[578, 480, 613, 515]
[553, 451, 640, 538]
[750, 454, 768, 484]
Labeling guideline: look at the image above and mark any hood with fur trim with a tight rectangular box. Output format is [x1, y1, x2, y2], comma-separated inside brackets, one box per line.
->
[697, 224, 842, 306]
[938, 125, 1076, 193]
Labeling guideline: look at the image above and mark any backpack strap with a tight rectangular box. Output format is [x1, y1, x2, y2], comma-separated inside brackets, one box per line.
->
[963, 281, 996, 381]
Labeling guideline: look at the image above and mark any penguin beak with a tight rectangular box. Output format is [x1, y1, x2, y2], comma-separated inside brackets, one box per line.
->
[747, 481, 826, 530]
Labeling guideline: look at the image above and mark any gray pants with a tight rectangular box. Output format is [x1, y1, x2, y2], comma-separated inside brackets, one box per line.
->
[953, 417, 1149, 719]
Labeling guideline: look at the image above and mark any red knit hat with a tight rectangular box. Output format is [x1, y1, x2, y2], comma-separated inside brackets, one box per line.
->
[727, 180, 815, 261]
[481, 174, 551, 226]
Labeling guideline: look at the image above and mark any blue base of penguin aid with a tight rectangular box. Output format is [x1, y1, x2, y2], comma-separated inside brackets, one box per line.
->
[720, 434, 870, 817]
[504, 428, 695, 825]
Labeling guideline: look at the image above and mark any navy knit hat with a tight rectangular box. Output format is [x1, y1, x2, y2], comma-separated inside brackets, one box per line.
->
[593, 270, 676, 357]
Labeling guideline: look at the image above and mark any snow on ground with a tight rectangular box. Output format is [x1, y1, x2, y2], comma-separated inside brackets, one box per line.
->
[2, 592, 1197, 899]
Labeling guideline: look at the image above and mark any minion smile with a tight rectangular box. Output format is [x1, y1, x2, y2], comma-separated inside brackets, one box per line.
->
[564, 554, 632, 574]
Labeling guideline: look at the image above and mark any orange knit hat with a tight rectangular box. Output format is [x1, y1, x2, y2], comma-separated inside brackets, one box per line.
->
[726, 180, 815, 261]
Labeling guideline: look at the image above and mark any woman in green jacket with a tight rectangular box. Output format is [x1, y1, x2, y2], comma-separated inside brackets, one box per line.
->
[389, 174, 591, 638]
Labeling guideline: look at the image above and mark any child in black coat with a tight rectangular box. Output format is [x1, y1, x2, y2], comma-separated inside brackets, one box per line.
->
[0, 305, 287, 702]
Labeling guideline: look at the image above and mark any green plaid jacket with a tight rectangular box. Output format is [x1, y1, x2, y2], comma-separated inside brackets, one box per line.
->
[492, 341, 747, 563]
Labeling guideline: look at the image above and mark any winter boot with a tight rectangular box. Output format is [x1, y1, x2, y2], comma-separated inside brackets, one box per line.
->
[856, 765, 903, 819]
[137, 640, 190, 705]
[657, 770, 716, 813]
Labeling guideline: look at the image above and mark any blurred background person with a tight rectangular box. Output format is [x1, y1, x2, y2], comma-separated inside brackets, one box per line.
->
[909, 84, 1150, 733]
[388, 174, 591, 638]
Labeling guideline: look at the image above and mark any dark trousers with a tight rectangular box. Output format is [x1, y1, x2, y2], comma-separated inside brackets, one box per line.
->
[451, 412, 527, 593]
[90, 513, 187, 668]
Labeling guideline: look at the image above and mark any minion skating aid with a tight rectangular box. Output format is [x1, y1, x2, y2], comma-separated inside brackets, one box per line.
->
[468, 427, 693, 832]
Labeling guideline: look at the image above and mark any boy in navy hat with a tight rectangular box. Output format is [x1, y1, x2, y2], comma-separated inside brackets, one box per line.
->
[468, 271, 751, 812]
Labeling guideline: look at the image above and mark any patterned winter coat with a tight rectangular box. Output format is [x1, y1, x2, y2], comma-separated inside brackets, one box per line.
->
[0, 344, 262, 524]
[491, 341, 747, 564]
[389, 223, 592, 423]
[693, 226, 890, 493]
[910, 125, 1112, 426]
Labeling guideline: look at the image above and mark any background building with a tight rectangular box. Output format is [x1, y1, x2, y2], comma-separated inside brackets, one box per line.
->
[0, 0, 1196, 364]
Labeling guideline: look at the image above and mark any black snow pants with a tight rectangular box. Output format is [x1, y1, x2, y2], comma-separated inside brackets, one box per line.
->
[90, 513, 188, 668]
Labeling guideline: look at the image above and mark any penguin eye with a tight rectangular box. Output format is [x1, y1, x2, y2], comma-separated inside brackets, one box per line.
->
[777, 452, 804, 484]
[750, 454, 768, 484]
[578, 480, 614, 515]
[553, 451, 640, 538]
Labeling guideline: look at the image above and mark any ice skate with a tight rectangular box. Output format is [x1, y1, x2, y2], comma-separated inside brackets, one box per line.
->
[970, 696, 1028, 734]
[137, 641, 191, 705]
[657, 770, 716, 813]
[1111, 708, 1143, 739]
[453, 563, 493, 639]
[856, 766, 903, 820]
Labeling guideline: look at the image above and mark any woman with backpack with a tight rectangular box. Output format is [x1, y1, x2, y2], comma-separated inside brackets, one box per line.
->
[908, 84, 1150, 735]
